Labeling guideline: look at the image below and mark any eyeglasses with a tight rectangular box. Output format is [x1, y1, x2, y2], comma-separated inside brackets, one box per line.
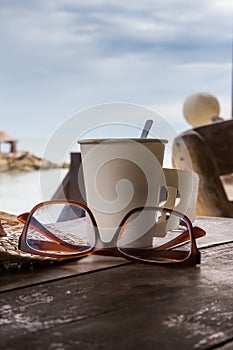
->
[16, 201, 206, 267]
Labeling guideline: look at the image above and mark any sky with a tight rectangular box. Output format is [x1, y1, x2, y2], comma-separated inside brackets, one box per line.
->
[0, 0, 232, 145]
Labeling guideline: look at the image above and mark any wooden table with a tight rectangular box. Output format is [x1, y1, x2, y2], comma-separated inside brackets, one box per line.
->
[1, 216, 233, 350]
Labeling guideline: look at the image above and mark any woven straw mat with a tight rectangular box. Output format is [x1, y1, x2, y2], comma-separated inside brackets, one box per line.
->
[0, 211, 62, 267]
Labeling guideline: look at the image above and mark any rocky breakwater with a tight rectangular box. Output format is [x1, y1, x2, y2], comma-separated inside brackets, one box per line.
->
[0, 151, 68, 172]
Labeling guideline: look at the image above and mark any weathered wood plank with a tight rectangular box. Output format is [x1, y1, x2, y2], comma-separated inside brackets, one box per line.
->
[1, 243, 233, 350]
[0, 256, 128, 292]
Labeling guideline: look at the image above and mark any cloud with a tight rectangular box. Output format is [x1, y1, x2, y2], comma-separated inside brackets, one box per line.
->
[0, 0, 232, 138]
[1, 1, 231, 62]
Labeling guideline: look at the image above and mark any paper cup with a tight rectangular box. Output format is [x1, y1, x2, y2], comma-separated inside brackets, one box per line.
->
[79, 138, 167, 242]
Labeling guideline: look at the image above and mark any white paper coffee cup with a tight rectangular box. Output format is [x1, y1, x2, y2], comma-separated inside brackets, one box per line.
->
[79, 138, 167, 242]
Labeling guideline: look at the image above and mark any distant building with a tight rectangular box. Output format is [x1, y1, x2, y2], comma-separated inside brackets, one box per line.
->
[0, 130, 17, 153]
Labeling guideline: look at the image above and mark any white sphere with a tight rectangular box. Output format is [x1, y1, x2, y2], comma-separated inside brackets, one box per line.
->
[183, 92, 220, 127]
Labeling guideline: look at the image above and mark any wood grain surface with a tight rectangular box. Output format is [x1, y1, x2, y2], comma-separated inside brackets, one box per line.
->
[1, 243, 233, 350]
[1, 216, 233, 349]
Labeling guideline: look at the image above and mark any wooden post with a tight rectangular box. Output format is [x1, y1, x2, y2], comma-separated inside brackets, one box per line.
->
[10, 141, 17, 153]
[68, 152, 86, 203]
[52, 152, 86, 204]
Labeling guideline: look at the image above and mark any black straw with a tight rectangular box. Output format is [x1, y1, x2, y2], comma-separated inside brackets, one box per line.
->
[140, 119, 153, 138]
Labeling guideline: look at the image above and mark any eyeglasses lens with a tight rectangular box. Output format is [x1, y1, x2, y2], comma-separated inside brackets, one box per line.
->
[25, 203, 96, 256]
[117, 209, 192, 264]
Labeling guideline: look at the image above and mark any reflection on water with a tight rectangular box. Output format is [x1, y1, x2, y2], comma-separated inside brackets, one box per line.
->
[0, 169, 68, 215]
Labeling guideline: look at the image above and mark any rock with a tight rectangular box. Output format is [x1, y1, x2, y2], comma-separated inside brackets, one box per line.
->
[0, 151, 69, 172]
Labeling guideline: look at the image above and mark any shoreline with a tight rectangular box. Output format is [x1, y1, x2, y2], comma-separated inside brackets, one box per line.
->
[0, 151, 69, 172]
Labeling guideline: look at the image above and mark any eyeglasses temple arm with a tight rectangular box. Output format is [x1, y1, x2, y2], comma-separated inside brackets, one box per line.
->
[17, 211, 205, 256]
[26, 238, 90, 253]
[17, 212, 29, 223]
[18, 213, 62, 245]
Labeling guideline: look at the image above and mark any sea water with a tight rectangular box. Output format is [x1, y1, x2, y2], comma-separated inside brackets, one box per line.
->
[0, 138, 69, 215]
[0, 168, 68, 215]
